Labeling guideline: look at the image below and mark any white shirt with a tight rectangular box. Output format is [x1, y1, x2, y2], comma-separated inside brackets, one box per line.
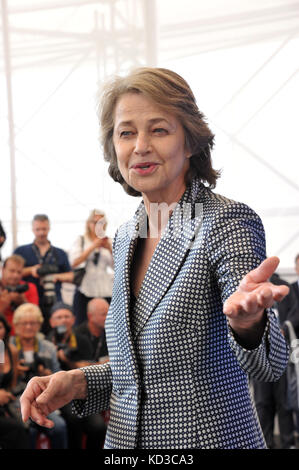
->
[69, 235, 114, 298]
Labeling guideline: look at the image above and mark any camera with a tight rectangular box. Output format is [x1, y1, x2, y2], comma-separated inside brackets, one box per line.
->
[53, 324, 74, 359]
[37, 264, 59, 305]
[4, 284, 29, 310]
[23, 354, 48, 383]
[6, 284, 29, 294]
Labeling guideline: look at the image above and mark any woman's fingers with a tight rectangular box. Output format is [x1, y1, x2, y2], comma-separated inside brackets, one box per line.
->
[271, 284, 289, 301]
[29, 402, 55, 428]
[20, 378, 55, 428]
[223, 288, 274, 317]
[223, 292, 243, 316]
[241, 256, 280, 287]
[20, 376, 50, 423]
[239, 292, 259, 314]
[20, 381, 38, 423]
[256, 287, 274, 309]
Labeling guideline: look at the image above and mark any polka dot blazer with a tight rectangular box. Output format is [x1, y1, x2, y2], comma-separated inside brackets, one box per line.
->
[73, 177, 289, 449]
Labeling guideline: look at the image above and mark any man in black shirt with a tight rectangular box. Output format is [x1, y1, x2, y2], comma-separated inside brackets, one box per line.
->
[75, 298, 109, 366]
[47, 301, 93, 370]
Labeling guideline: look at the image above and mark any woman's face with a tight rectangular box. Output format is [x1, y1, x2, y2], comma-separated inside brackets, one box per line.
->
[15, 313, 40, 340]
[112, 93, 191, 203]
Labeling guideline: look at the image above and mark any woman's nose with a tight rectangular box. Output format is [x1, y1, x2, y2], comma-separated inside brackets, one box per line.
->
[134, 133, 151, 154]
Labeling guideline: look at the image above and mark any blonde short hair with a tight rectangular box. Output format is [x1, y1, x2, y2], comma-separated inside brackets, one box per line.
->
[13, 303, 44, 325]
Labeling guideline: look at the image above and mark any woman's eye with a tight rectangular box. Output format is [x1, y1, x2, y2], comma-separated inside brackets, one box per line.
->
[120, 130, 133, 137]
[153, 128, 167, 134]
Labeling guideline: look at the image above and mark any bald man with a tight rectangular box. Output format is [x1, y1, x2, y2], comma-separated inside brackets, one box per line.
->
[74, 298, 109, 367]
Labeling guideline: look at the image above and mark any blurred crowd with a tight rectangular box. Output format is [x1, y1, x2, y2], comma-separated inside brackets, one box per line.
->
[1, 215, 299, 449]
[0, 213, 113, 449]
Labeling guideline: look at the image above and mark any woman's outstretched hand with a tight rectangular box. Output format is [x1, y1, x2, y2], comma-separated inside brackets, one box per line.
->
[223, 256, 289, 346]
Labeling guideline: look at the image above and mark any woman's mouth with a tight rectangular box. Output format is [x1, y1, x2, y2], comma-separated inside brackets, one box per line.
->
[131, 162, 159, 175]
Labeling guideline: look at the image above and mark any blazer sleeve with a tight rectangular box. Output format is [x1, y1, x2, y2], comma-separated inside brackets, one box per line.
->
[72, 229, 118, 417]
[72, 362, 112, 417]
[206, 201, 289, 381]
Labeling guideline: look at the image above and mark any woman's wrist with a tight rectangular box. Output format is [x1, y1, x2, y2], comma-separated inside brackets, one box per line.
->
[229, 311, 267, 350]
[67, 369, 87, 400]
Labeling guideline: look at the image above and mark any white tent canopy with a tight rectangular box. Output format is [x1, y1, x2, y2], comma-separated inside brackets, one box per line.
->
[1, 0, 298, 279]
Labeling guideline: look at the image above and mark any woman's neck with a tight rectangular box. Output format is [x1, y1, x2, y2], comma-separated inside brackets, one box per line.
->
[142, 184, 186, 238]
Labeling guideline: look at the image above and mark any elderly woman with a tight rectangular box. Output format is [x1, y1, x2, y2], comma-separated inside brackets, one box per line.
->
[69, 209, 114, 325]
[21, 67, 289, 449]
[11, 303, 68, 448]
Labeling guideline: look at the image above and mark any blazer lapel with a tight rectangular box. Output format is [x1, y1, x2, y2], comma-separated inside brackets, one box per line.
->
[132, 178, 205, 339]
[111, 202, 147, 384]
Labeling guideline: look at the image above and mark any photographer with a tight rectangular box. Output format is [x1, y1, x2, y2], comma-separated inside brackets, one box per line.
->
[11, 303, 68, 448]
[14, 214, 72, 334]
[47, 301, 106, 449]
[47, 302, 92, 370]
[0, 255, 39, 335]
[74, 298, 109, 367]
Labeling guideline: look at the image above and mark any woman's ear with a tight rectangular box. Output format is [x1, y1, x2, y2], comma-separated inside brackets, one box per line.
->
[183, 136, 192, 159]
[184, 146, 192, 159]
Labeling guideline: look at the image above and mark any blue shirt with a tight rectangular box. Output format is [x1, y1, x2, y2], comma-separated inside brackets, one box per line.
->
[14, 243, 71, 302]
